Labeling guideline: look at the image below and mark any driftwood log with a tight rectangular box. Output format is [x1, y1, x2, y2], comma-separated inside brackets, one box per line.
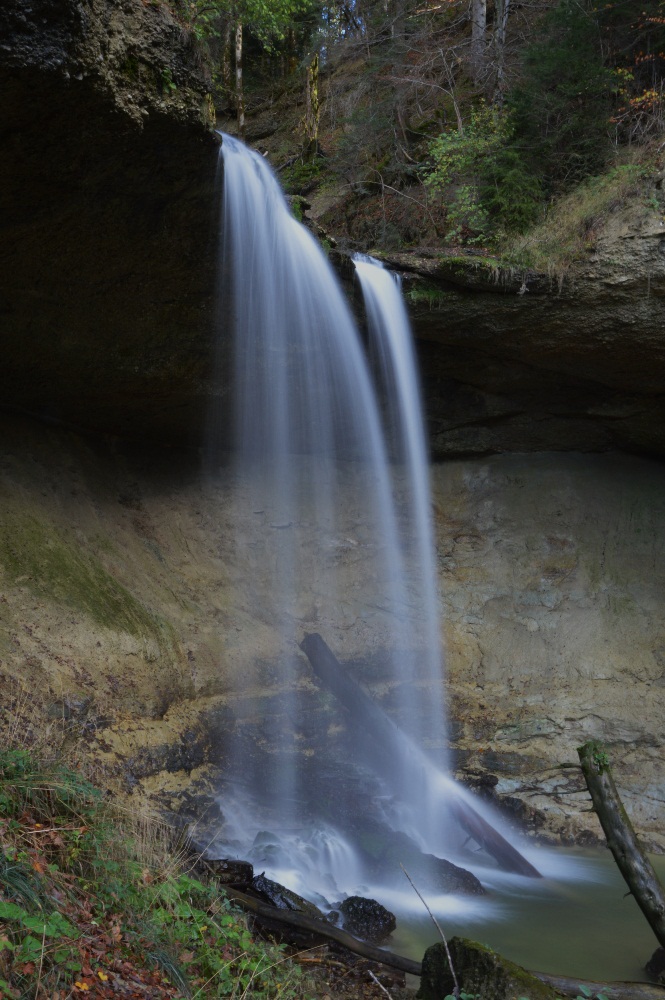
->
[224, 886, 422, 975]
[299, 631, 541, 878]
[227, 887, 665, 999]
[578, 740, 665, 951]
[535, 971, 665, 1000]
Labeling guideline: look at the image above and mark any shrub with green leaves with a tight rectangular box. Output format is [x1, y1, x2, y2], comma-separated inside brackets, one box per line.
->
[425, 104, 507, 242]
[0, 748, 315, 999]
[424, 105, 542, 242]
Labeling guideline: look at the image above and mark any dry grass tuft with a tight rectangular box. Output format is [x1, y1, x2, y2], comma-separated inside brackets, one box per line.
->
[501, 155, 656, 277]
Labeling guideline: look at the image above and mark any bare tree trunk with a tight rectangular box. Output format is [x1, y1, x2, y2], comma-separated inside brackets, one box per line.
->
[470, 0, 487, 86]
[493, 0, 510, 105]
[225, 886, 423, 975]
[305, 53, 320, 152]
[578, 741, 665, 951]
[535, 971, 665, 1000]
[235, 21, 244, 138]
[222, 20, 232, 96]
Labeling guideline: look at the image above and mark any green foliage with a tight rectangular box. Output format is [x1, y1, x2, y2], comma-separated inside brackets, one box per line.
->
[587, 741, 611, 772]
[405, 285, 453, 310]
[502, 162, 645, 273]
[0, 748, 315, 1000]
[425, 105, 542, 242]
[479, 148, 543, 234]
[575, 986, 610, 1000]
[175, 0, 317, 46]
[493, 992, 610, 1000]
[425, 104, 507, 242]
[282, 158, 323, 196]
[161, 66, 177, 92]
[507, 0, 615, 193]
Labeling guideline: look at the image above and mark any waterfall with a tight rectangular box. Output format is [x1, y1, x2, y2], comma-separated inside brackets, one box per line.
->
[210, 134, 540, 903]
[352, 255, 445, 757]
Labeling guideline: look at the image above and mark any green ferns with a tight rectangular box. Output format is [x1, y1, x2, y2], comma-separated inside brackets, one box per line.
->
[0, 749, 313, 999]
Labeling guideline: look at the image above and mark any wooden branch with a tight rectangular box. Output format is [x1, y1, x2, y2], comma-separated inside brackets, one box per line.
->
[578, 741, 665, 950]
[299, 632, 541, 878]
[227, 887, 665, 999]
[223, 886, 422, 976]
[225, 886, 665, 999]
[534, 971, 665, 1000]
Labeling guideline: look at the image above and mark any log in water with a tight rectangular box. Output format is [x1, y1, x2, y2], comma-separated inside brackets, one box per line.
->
[300, 631, 541, 879]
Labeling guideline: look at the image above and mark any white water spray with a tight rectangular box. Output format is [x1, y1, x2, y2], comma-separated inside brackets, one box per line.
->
[210, 134, 550, 908]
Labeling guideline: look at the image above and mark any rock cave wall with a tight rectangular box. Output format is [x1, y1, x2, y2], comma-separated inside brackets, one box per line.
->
[0, 415, 663, 849]
[1, 0, 665, 849]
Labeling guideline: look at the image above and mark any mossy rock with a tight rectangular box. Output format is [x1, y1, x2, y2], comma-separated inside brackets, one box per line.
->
[417, 938, 562, 1000]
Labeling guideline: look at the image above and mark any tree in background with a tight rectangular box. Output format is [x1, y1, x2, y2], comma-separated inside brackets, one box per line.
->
[599, 1, 665, 144]
[177, 0, 318, 134]
[507, 0, 614, 192]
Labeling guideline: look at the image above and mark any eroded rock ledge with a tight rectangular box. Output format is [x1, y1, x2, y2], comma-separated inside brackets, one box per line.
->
[3, 0, 665, 462]
[375, 204, 665, 458]
[0, 0, 220, 448]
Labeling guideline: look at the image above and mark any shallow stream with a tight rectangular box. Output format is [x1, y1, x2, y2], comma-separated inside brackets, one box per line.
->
[389, 848, 665, 983]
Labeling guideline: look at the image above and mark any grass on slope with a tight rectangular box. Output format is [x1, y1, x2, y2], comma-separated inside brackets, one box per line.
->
[0, 747, 314, 1000]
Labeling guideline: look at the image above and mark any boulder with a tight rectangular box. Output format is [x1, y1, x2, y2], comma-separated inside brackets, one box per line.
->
[355, 822, 485, 896]
[417, 938, 562, 1000]
[337, 895, 396, 944]
[646, 947, 665, 984]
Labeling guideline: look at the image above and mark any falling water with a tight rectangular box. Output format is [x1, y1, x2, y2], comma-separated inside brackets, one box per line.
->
[352, 255, 444, 755]
[210, 134, 543, 905]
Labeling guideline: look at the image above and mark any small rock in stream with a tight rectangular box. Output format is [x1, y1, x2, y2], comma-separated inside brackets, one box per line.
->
[337, 895, 396, 944]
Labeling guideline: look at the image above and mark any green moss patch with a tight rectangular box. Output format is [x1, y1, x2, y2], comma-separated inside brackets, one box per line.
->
[0, 507, 164, 641]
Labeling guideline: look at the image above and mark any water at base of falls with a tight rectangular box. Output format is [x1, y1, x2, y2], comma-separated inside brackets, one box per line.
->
[207, 133, 575, 917]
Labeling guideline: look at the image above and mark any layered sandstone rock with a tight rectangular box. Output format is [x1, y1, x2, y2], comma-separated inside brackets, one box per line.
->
[1, 416, 662, 849]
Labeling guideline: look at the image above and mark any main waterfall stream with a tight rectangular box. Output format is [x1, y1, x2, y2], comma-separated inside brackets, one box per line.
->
[205, 134, 606, 969]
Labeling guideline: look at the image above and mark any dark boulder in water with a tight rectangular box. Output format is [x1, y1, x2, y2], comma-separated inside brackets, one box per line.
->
[355, 822, 485, 896]
[337, 895, 396, 944]
[646, 946, 665, 984]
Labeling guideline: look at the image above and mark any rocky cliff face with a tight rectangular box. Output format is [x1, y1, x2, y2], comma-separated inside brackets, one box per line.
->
[379, 195, 665, 459]
[0, 0, 221, 448]
[2, 0, 665, 857]
[3, 0, 665, 462]
[1, 415, 663, 851]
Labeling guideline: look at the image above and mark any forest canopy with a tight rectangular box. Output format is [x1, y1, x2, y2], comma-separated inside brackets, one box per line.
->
[171, 0, 665, 249]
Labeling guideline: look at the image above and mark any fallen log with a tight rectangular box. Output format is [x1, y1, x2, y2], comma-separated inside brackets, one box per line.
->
[534, 970, 665, 1000]
[223, 886, 423, 976]
[225, 892, 665, 1000]
[578, 740, 665, 951]
[300, 632, 541, 878]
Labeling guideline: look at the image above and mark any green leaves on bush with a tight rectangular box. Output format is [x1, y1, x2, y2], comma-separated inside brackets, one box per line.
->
[0, 900, 77, 937]
[424, 104, 542, 242]
[0, 748, 315, 999]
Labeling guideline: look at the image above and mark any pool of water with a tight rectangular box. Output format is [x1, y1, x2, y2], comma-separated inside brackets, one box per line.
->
[388, 848, 665, 983]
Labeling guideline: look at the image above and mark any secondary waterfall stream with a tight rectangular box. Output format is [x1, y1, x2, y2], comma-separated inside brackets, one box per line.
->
[210, 133, 549, 916]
